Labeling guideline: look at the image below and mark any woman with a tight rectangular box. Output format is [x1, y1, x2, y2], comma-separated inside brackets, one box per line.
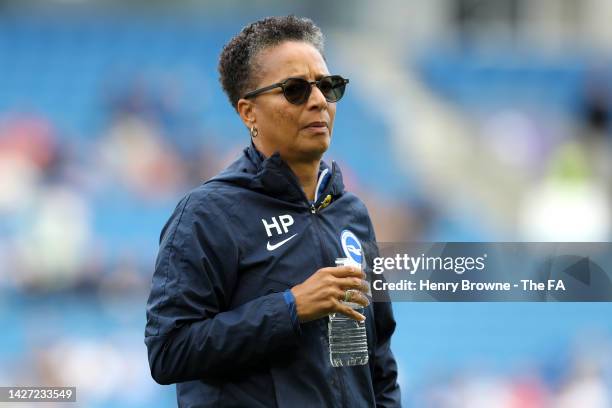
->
[145, 15, 400, 407]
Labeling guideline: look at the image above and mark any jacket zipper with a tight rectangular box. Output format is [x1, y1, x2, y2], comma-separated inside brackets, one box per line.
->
[298, 165, 346, 408]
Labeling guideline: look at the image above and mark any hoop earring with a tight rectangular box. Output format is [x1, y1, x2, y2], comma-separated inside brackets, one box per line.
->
[250, 126, 259, 138]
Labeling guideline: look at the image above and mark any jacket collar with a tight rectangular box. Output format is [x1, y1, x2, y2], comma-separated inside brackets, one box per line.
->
[239, 141, 345, 205]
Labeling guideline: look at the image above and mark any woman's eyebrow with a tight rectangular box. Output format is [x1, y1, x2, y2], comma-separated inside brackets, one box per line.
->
[283, 73, 328, 80]
[284, 73, 308, 80]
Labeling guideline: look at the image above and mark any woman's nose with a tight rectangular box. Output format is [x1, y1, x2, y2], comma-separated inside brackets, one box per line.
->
[306, 84, 327, 109]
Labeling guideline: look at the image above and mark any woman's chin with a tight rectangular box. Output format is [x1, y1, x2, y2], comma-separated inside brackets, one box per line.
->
[307, 135, 330, 152]
[290, 138, 329, 162]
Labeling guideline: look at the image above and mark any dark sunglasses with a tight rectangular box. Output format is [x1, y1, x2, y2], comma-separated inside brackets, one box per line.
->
[243, 75, 349, 105]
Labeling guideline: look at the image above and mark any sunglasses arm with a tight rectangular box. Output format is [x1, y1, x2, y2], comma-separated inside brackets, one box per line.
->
[243, 82, 283, 99]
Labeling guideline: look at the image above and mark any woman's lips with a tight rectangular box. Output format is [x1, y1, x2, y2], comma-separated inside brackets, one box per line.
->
[304, 122, 328, 132]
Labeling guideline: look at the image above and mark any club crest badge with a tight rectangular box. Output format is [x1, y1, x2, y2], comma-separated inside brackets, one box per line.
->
[341, 230, 362, 265]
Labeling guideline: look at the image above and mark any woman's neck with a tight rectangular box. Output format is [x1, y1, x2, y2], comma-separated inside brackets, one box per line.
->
[252, 140, 320, 201]
[286, 159, 320, 201]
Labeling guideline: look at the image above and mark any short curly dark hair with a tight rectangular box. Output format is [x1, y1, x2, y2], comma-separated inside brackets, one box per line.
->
[218, 15, 325, 110]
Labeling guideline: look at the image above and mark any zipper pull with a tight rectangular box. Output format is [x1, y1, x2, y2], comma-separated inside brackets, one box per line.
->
[310, 204, 316, 214]
[317, 194, 332, 211]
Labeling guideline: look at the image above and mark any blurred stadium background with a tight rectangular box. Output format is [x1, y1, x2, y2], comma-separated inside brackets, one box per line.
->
[0, 0, 611, 406]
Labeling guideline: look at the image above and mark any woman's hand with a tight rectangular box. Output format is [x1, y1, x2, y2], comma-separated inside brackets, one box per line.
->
[290, 265, 370, 323]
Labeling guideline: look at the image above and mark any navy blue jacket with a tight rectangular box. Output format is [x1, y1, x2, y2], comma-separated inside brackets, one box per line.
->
[145, 144, 401, 407]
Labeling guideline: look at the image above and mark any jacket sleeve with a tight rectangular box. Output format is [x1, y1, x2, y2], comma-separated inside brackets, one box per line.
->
[365, 219, 401, 407]
[144, 193, 300, 385]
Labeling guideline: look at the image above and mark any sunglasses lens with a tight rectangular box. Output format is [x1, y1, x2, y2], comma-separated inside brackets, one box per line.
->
[319, 76, 346, 102]
[283, 79, 310, 104]
[281, 76, 348, 104]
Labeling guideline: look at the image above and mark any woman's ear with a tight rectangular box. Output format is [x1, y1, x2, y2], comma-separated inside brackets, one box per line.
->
[237, 98, 255, 129]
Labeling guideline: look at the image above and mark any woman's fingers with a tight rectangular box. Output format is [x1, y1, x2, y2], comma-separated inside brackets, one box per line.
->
[336, 303, 366, 322]
[327, 265, 365, 279]
[343, 289, 370, 307]
[336, 277, 369, 293]
[292, 266, 370, 323]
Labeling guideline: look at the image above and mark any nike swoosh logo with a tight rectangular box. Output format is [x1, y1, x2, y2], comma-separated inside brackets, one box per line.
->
[266, 233, 298, 251]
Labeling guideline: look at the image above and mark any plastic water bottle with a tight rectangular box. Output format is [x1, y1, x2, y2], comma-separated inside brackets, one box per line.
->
[328, 258, 369, 367]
